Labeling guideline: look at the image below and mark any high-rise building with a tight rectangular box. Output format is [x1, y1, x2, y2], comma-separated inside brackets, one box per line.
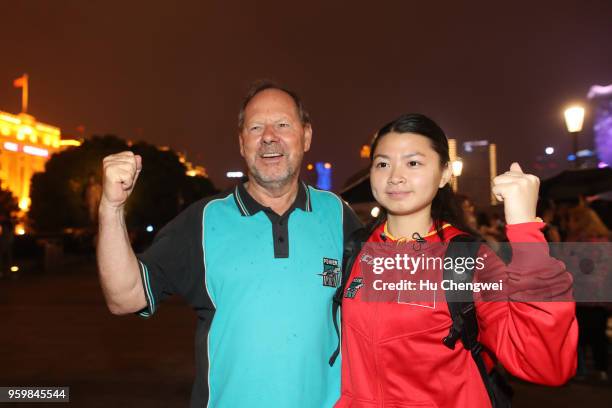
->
[459, 140, 498, 208]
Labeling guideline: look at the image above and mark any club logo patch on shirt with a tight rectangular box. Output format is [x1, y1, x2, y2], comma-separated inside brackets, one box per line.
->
[345, 277, 364, 299]
[319, 257, 340, 288]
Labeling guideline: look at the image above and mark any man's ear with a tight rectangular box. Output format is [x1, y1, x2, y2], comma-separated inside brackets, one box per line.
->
[439, 162, 452, 188]
[238, 133, 245, 158]
[303, 124, 312, 152]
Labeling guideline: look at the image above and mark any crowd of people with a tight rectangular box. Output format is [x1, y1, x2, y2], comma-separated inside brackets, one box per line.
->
[456, 194, 612, 383]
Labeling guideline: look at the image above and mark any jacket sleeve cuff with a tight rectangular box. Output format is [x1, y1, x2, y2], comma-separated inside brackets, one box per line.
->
[505, 221, 547, 243]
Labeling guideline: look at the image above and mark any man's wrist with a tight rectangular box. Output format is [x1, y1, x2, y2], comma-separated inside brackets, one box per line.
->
[98, 199, 125, 219]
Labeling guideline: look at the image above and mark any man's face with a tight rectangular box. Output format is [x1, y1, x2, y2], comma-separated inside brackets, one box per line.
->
[239, 89, 312, 189]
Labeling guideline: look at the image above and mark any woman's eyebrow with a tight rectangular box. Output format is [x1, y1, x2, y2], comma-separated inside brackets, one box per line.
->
[402, 152, 425, 159]
[373, 152, 426, 160]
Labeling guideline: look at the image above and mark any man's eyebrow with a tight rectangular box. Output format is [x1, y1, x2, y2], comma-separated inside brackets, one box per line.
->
[245, 115, 292, 124]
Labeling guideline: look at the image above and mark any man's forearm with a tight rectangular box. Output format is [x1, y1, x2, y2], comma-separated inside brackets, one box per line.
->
[97, 203, 147, 314]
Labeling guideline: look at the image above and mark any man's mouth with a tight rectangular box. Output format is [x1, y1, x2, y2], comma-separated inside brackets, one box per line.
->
[260, 152, 283, 159]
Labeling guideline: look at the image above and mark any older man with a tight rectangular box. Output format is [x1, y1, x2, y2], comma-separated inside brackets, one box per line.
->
[97, 81, 362, 407]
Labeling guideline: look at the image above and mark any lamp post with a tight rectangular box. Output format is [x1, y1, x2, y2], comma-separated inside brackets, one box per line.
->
[564, 106, 585, 168]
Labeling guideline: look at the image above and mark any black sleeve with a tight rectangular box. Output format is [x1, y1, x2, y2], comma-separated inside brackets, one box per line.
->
[339, 200, 368, 287]
[341, 200, 364, 248]
[135, 199, 207, 318]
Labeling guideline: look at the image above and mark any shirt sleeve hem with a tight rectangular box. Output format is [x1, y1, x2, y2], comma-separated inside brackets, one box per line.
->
[136, 259, 156, 318]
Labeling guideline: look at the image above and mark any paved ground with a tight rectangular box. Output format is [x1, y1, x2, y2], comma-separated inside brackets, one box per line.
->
[1, 258, 610, 407]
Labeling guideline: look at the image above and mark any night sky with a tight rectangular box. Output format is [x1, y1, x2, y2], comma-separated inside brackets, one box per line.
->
[1, 0, 611, 189]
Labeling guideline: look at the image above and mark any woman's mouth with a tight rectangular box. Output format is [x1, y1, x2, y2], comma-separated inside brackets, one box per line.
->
[386, 191, 413, 199]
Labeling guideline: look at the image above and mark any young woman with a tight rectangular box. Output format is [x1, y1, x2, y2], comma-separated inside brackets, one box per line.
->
[335, 114, 578, 408]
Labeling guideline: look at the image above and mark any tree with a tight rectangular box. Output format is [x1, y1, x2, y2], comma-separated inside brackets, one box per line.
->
[180, 174, 218, 209]
[29, 135, 218, 233]
[0, 187, 19, 220]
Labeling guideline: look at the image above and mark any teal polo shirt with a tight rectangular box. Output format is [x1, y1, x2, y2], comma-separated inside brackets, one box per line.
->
[136, 182, 362, 408]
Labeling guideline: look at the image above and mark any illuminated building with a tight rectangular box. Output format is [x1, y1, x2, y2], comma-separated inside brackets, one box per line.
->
[459, 140, 498, 207]
[176, 151, 208, 178]
[588, 84, 612, 167]
[448, 138, 458, 192]
[0, 110, 81, 212]
[161, 147, 208, 178]
[1, 75, 81, 220]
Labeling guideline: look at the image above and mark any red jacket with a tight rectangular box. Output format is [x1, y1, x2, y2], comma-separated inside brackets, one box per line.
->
[335, 221, 577, 408]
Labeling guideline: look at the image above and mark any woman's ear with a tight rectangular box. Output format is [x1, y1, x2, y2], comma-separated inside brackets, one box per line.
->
[439, 162, 452, 188]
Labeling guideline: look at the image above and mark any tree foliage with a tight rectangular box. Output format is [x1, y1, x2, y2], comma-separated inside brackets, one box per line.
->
[0, 187, 19, 220]
[29, 135, 218, 233]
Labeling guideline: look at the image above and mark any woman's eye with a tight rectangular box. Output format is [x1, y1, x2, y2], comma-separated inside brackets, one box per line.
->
[408, 161, 421, 167]
[375, 162, 388, 168]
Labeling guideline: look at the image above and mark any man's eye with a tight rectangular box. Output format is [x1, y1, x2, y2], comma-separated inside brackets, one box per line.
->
[278, 123, 290, 128]
[249, 125, 262, 132]
[408, 161, 421, 167]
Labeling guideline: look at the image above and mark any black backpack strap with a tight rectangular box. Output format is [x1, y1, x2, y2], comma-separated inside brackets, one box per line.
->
[329, 227, 366, 367]
[442, 234, 482, 350]
[442, 236, 493, 396]
[443, 234, 512, 407]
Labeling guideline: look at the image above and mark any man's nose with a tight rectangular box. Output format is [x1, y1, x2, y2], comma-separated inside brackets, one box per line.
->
[262, 124, 279, 144]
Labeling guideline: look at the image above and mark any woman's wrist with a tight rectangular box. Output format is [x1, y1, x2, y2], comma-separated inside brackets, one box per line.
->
[505, 217, 543, 226]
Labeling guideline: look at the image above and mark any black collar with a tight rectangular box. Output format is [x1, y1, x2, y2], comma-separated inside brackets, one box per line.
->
[233, 181, 312, 216]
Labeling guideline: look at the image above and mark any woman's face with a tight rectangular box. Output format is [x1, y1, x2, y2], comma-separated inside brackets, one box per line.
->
[370, 132, 451, 216]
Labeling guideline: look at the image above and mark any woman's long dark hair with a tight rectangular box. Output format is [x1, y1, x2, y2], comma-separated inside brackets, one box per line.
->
[368, 113, 481, 241]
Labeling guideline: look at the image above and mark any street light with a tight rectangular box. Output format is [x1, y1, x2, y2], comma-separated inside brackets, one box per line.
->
[451, 158, 463, 177]
[450, 158, 463, 192]
[564, 106, 585, 168]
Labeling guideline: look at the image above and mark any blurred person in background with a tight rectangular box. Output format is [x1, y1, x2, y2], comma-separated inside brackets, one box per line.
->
[456, 194, 478, 231]
[537, 199, 562, 243]
[477, 211, 505, 243]
[556, 202, 573, 242]
[567, 205, 611, 382]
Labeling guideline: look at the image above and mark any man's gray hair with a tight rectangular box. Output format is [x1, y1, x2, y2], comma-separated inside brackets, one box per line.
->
[237, 80, 311, 130]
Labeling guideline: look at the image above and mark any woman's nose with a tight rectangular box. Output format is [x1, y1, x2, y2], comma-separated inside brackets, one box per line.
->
[388, 169, 405, 185]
